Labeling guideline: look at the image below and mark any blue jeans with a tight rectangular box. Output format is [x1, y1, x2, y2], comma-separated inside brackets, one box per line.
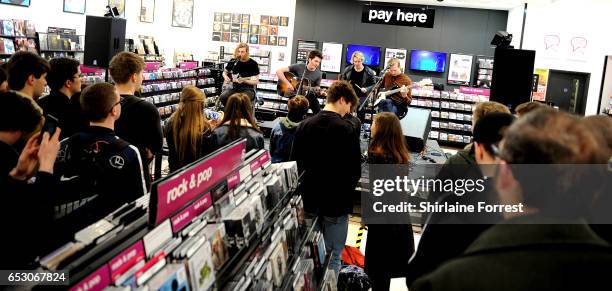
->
[311, 213, 349, 278]
[377, 99, 398, 115]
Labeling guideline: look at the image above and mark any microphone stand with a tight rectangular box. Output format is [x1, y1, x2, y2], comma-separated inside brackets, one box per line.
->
[295, 62, 308, 97]
[358, 68, 387, 113]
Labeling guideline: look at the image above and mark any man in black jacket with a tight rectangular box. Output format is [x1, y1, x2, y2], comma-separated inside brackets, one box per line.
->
[37, 57, 85, 139]
[411, 109, 612, 291]
[0, 91, 61, 268]
[341, 51, 377, 113]
[54, 83, 146, 231]
[291, 80, 361, 277]
[110, 52, 162, 189]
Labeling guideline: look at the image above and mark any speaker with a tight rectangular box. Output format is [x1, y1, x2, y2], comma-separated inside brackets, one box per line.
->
[490, 48, 536, 111]
[399, 107, 432, 153]
[84, 16, 126, 68]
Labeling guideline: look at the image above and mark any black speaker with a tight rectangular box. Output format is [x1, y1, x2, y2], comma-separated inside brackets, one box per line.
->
[490, 48, 536, 111]
[84, 16, 126, 68]
[399, 107, 432, 153]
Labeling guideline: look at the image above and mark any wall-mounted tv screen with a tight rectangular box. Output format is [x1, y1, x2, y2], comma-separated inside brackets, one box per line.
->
[346, 44, 381, 67]
[409, 50, 447, 73]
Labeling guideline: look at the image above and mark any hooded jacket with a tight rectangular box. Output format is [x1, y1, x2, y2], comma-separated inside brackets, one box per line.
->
[270, 117, 301, 163]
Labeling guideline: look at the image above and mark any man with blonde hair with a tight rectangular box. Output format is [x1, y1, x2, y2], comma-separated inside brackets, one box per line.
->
[220, 43, 260, 106]
[341, 51, 377, 115]
[375, 58, 412, 118]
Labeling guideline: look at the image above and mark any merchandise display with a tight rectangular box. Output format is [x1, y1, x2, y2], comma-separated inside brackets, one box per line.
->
[3, 2, 612, 291]
[410, 86, 489, 146]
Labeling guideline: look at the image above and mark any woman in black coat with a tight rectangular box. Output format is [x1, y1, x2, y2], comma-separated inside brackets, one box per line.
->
[364, 112, 414, 291]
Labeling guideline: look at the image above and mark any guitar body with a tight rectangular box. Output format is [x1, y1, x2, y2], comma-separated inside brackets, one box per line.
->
[378, 85, 409, 107]
[277, 72, 313, 97]
[375, 85, 409, 119]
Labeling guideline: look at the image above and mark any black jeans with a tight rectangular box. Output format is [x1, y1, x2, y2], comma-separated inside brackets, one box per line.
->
[219, 87, 255, 107]
[304, 92, 321, 114]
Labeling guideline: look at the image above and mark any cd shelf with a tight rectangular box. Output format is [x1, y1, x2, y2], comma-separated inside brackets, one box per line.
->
[36, 140, 334, 291]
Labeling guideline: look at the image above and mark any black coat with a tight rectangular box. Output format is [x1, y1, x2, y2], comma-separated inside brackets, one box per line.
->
[341, 65, 377, 97]
[364, 153, 415, 279]
[37, 91, 86, 139]
[411, 216, 612, 291]
[291, 111, 362, 217]
[210, 124, 264, 153]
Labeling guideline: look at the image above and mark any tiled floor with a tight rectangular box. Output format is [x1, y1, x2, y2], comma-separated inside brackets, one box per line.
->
[346, 217, 422, 291]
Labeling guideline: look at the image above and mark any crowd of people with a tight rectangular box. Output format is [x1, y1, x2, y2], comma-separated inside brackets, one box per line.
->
[1, 46, 612, 291]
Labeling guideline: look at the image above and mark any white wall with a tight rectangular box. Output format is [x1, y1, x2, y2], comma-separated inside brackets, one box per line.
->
[505, 4, 524, 49]
[521, 0, 612, 115]
[0, 0, 296, 69]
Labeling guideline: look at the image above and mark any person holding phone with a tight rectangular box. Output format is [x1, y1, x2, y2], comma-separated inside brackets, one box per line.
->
[164, 86, 217, 173]
[0, 91, 62, 268]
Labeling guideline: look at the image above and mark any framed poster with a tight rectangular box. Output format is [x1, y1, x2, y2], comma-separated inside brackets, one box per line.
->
[63, 0, 85, 14]
[321, 42, 343, 73]
[447, 53, 474, 86]
[140, 0, 155, 23]
[0, 0, 30, 7]
[384, 48, 407, 72]
[172, 0, 194, 28]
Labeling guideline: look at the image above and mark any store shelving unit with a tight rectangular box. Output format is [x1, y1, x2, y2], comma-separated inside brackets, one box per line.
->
[411, 87, 489, 147]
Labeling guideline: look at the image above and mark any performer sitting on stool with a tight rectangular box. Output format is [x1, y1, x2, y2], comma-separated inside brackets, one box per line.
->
[375, 58, 412, 118]
[276, 50, 325, 114]
[219, 43, 260, 107]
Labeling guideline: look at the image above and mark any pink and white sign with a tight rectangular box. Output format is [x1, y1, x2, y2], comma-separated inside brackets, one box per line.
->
[144, 62, 161, 72]
[459, 87, 490, 96]
[227, 172, 240, 190]
[155, 140, 246, 225]
[179, 61, 198, 70]
[70, 264, 111, 291]
[171, 193, 213, 233]
[109, 241, 145, 283]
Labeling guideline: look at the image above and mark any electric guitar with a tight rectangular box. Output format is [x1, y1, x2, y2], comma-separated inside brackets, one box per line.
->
[277, 71, 326, 97]
[373, 85, 410, 107]
[222, 74, 257, 91]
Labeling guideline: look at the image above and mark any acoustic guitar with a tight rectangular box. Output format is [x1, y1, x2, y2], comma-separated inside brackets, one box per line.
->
[277, 71, 326, 97]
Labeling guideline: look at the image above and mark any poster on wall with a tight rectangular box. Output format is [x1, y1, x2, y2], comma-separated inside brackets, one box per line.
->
[384, 48, 407, 72]
[140, 0, 155, 23]
[108, 0, 125, 18]
[64, 0, 86, 14]
[532, 68, 549, 101]
[172, 0, 194, 28]
[447, 53, 474, 86]
[321, 42, 343, 73]
[211, 12, 289, 47]
[0, 0, 30, 7]
[296, 40, 319, 64]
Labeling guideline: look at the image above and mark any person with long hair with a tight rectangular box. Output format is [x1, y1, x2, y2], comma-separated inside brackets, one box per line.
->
[365, 112, 414, 291]
[165, 86, 215, 173]
[211, 93, 264, 151]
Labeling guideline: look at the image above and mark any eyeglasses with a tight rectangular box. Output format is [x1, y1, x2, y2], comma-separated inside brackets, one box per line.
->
[108, 97, 122, 113]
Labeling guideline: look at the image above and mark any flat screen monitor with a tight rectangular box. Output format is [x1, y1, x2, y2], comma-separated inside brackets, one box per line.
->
[409, 50, 447, 73]
[346, 44, 381, 67]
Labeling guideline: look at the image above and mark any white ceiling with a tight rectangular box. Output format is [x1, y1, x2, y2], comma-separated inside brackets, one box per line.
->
[360, 0, 543, 11]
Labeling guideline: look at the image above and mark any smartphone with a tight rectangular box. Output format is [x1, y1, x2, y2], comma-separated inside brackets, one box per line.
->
[205, 109, 221, 121]
[39, 114, 59, 143]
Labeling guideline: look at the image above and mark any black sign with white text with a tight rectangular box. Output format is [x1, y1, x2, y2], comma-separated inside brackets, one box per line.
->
[362, 4, 435, 28]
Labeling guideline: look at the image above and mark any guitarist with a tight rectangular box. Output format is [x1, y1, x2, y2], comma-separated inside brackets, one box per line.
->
[341, 51, 377, 117]
[377, 58, 412, 117]
[220, 43, 260, 107]
[276, 50, 323, 114]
